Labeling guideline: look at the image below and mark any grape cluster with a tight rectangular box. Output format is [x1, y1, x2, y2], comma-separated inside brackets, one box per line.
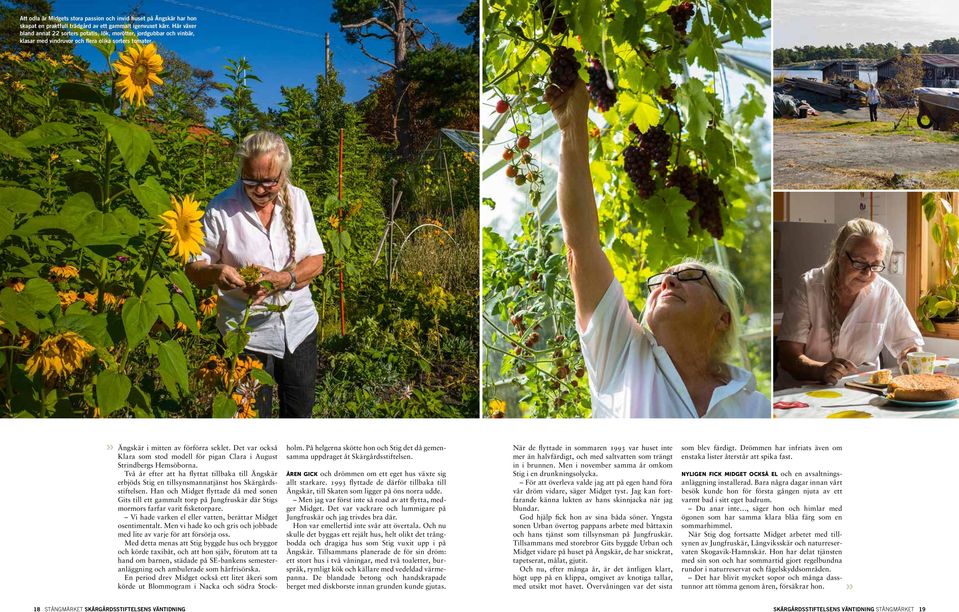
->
[659, 84, 676, 102]
[538, 0, 568, 35]
[669, 167, 726, 239]
[624, 123, 674, 194]
[667, 166, 697, 202]
[586, 59, 616, 112]
[694, 174, 725, 239]
[623, 145, 655, 197]
[549, 46, 580, 92]
[640, 125, 672, 170]
[666, 2, 695, 36]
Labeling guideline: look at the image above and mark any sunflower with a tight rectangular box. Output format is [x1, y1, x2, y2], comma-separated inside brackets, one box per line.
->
[112, 42, 163, 106]
[160, 194, 204, 264]
[25, 331, 94, 382]
[57, 290, 78, 308]
[49, 264, 79, 281]
[232, 355, 263, 385]
[82, 290, 122, 311]
[232, 377, 261, 418]
[196, 355, 227, 388]
[237, 265, 261, 286]
[7, 279, 25, 293]
[199, 295, 217, 317]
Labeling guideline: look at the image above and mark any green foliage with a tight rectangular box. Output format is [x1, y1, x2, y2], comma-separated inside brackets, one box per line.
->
[0, 28, 477, 418]
[483, 0, 770, 416]
[917, 193, 959, 330]
[220, 58, 262, 142]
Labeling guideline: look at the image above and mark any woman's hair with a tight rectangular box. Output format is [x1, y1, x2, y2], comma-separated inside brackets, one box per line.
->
[643, 258, 745, 368]
[824, 218, 893, 349]
[235, 131, 297, 268]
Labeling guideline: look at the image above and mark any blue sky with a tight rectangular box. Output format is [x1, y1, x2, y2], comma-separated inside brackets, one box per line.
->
[53, 0, 473, 119]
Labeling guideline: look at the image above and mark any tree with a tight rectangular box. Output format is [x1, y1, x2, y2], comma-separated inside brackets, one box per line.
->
[0, 0, 72, 57]
[150, 49, 224, 124]
[458, 1, 478, 51]
[330, 0, 426, 158]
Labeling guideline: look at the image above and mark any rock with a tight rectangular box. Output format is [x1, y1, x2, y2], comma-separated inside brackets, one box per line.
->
[889, 174, 924, 189]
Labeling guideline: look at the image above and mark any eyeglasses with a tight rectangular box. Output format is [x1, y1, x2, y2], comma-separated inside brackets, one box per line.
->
[844, 251, 885, 272]
[645, 268, 726, 308]
[241, 176, 281, 189]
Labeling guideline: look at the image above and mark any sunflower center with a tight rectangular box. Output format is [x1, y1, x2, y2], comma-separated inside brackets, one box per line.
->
[132, 62, 150, 87]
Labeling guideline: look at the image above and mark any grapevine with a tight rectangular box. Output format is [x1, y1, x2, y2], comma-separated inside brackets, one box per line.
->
[483, 0, 771, 416]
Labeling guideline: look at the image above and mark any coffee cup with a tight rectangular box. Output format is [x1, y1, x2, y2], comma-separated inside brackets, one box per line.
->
[899, 351, 936, 375]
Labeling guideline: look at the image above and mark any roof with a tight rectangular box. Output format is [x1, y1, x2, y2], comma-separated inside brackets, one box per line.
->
[877, 54, 959, 68]
[921, 54, 959, 67]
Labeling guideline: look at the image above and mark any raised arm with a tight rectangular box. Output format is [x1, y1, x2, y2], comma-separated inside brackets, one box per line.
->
[547, 80, 614, 330]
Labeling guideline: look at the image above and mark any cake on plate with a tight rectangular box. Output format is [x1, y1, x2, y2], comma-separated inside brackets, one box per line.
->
[887, 374, 959, 402]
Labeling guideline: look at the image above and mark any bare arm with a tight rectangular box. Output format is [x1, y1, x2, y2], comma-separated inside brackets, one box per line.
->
[547, 80, 614, 330]
[778, 340, 856, 385]
[251, 255, 325, 303]
[184, 261, 245, 291]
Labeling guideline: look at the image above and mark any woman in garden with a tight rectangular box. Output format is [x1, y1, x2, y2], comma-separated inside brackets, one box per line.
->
[777, 218, 922, 388]
[185, 131, 326, 417]
[547, 80, 767, 418]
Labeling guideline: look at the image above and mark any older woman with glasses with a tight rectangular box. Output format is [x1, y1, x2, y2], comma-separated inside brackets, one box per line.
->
[185, 131, 325, 417]
[547, 80, 767, 418]
[777, 218, 922, 388]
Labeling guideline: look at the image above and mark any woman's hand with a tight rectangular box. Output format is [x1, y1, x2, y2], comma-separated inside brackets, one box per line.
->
[248, 266, 291, 304]
[820, 357, 858, 385]
[898, 345, 920, 362]
[546, 79, 590, 135]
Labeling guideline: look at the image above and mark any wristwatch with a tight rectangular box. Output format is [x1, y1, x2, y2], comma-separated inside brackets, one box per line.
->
[286, 271, 297, 291]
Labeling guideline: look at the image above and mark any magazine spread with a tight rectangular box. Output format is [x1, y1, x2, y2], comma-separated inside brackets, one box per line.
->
[1, 0, 957, 610]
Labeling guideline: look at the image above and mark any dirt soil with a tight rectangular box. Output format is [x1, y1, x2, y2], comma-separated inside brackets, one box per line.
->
[774, 90, 959, 189]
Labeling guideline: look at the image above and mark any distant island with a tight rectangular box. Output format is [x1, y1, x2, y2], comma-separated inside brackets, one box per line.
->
[774, 38, 959, 67]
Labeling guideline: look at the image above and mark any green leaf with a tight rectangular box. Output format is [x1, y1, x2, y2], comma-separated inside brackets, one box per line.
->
[0, 187, 43, 215]
[18, 122, 79, 148]
[143, 275, 170, 307]
[172, 294, 198, 333]
[0, 128, 30, 160]
[129, 177, 170, 218]
[92, 112, 153, 175]
[157, 340, 190, 400]
[250, 368, 275, 386]
[96, 369, 131, 415]
[21, 278, 61, 314]
[58, 82, 106, 107]
[213, 392, 237, 418]
[0, 209, 12, 243]
[223, 328, 249, 357]
[168, 270, 196, 309]
[156, 302, 175, 328]
[56, 313, 113, 349]
[677, 79, 713, 142]
[936, 300, 955, 316]
[121, 296, 158, 350]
